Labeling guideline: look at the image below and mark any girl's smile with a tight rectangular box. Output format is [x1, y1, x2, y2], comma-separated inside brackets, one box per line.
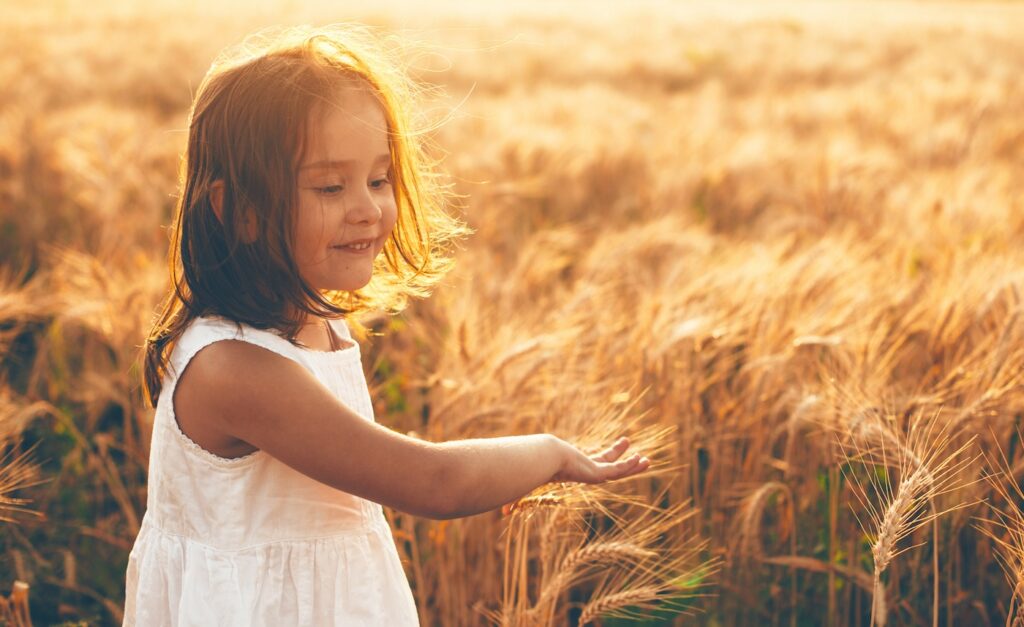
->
[332, 240, 375, 254]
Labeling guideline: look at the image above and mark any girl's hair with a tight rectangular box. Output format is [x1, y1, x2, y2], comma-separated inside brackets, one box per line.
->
[142, 24, 468, 407]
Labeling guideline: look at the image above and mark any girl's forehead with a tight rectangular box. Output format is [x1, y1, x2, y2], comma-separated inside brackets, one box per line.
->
[310, 85, 387, 132]
[301, 86, 390, 167]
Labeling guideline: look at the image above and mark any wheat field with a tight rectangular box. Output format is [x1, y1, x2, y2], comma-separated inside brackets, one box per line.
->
[2, 0, 1024, 625]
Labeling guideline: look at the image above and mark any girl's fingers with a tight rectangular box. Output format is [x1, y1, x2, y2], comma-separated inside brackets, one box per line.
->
[599, 453, 648, 480]
[561, 441, 648, 483]
[598, 450, 634, 479]
[594, 436, 630, 462]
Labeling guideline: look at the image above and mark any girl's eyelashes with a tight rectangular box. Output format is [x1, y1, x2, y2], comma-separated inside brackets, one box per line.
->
[312, 173, 391, 196]
[369, 168, 394, 190]
[314, 184, 345, 196]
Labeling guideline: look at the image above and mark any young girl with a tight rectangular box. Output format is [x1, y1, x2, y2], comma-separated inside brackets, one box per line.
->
[123, 25, 649, 626]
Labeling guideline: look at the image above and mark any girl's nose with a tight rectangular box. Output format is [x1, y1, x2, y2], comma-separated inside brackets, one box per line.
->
[345, 187, 383, 225]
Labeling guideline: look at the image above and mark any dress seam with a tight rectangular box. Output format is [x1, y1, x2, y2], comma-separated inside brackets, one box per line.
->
[140, 518, 391, 553]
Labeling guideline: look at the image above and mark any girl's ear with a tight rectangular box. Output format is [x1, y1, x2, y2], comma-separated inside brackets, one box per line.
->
[209, 180, 258, 244]
[210, 180, 226, 224]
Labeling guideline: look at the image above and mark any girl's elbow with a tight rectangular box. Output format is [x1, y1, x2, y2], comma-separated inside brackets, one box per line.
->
[425, 446, 465, 520]
[403, 490, 459, 521]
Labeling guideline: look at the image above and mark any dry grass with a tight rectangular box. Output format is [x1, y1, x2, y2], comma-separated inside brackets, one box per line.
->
[2, 0, 1024, 625]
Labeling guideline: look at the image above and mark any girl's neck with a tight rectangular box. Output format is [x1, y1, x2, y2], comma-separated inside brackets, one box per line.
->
[293, 314, 336, 351]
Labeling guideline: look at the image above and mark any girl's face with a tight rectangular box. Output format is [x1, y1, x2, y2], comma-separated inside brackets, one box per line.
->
[293, 84, 397, 292]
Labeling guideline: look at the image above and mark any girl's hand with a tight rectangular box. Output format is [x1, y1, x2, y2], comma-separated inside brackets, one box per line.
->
[550, 436, 650, 484]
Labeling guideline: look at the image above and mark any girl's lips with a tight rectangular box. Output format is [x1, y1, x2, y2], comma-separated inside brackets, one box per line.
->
[336, 238, 374, 246]
[332, 239, 375, 254]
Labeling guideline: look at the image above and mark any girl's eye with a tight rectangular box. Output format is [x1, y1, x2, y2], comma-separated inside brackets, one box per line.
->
[314, 185, 344, 196]
[370, 173, 393, 190]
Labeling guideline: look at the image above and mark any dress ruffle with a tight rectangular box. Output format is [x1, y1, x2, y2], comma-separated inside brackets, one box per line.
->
[124, 514, 418, 627]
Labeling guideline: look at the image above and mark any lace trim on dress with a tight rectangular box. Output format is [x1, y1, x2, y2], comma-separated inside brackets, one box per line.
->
[165, 402, 264, 468]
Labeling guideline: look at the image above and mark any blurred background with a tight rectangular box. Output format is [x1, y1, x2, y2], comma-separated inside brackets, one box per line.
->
[2, 1, 1024, 625]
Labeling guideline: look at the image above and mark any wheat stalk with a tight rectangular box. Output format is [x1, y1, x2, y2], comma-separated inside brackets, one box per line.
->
[975, 428, 1024, 627]
[734, 481, 795, 561]
[840, 410, 977, 627]
[0, 581, 32, 627]
[533, 541, 657, 611]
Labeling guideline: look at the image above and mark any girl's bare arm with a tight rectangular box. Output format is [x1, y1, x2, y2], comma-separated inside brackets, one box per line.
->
[438, 435, 648, 518]
[176, 340, 647, 520]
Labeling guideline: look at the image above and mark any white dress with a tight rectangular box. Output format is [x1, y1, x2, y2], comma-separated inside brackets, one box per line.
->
[122, 315, 420, 627]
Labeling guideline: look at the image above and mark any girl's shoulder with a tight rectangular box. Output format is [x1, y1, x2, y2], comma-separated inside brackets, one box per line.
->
[169, 315, 300, 380]
[180, 314, 292, 347]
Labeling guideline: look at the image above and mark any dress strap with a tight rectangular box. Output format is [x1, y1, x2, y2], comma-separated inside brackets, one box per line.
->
[329, 317, 354, 341]
[324, 318, 339, 351]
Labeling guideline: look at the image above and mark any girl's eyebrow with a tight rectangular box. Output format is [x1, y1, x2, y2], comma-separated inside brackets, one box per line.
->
[300, 153, 391, 170]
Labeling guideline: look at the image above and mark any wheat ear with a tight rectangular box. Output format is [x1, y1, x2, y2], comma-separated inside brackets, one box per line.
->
[577, 585, 664, 626]
[840, 410, 977, 627]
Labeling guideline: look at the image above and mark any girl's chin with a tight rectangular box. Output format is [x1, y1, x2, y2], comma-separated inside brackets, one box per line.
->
[319, 275, 373, 292]
[307, 260, 376, 292]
